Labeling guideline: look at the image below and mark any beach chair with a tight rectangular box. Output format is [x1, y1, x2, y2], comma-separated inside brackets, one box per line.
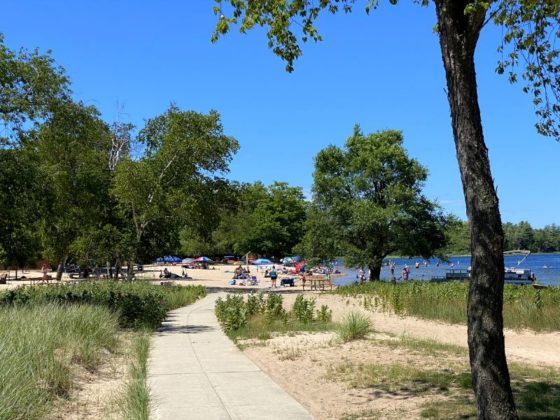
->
[249, 276, 259, 286]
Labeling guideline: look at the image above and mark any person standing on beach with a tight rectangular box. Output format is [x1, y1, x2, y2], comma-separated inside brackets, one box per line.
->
[41, 263, 49, 284]
[270, 267, 278, 287]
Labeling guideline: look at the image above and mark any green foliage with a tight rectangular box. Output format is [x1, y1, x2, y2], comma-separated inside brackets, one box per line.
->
[35, 100, 114, 270]
[113, 105, 239, 256]
[312, 128, 446, 278]
[336, 281, 560, 332]
[215, 294, 248, 332]
[212, 181, 307, 257]
[493, 1, 560, 138]
[317, 304, 333, 322]
[338, 311, 371, 342]
[0, 34, 69, 146]
[292, 294, 316, 323]
[0, 303, 119, 419]
[215, 292, 333, 340]
[0, 282, 205, 329]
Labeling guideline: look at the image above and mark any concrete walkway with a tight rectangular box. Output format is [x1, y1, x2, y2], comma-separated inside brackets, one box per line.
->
[148, 292, 313, 420]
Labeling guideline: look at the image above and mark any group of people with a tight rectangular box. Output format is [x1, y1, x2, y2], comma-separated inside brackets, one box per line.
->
[233, 265, 251, 280]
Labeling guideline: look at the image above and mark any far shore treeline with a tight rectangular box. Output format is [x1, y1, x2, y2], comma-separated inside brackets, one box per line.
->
[1, 36, 558, 281]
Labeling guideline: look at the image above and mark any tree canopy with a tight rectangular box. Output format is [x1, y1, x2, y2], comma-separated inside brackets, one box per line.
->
[311, 127, 446, 279]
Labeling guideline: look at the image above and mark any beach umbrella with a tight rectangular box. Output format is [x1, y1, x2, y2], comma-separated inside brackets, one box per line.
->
[253, 258, 272, 265]
[170, 256, 182, 263]
[194, 256, 212, 262]
[182, 258, 194, 264]
[155, 257, 164, 263]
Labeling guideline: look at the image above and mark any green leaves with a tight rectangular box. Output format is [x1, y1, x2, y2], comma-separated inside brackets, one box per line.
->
[493, 0, 560, 139]
[311, 128, 446, 277]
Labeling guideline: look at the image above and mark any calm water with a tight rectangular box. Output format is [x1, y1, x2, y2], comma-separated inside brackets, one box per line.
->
[333, 254, 560, 287]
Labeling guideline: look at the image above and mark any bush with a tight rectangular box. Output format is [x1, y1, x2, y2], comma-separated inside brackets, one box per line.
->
[215, 295, 247, 333]
[339, 311, 371, 342]
[292, 294, 316, 323]
[317, 304, 333, 323]
[215, 293, 334, 340]
[0, 281, 205, 329]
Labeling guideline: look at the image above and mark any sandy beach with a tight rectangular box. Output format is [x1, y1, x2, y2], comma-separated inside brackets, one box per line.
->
[2, 264, 559, 418]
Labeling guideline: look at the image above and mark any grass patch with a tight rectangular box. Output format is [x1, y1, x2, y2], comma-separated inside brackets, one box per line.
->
[335, 281, 560, 332]
[376, 335, 467, 357]
[328, 362, 471, 393]
[123, 330, 151, 420]
[338, 311, 371, 342]
[0, 303, 120, 419]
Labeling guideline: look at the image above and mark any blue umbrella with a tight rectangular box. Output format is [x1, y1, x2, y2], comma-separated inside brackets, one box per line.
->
[253, 258, 272, 265]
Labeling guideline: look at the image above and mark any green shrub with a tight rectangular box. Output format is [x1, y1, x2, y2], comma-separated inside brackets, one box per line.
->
[317, 304, 333, 323]
[215, 295, 247, 333]
[265, 293, 285, 318]
[0, 281, 205, 329]
[246, 292, 265, 316]
[339, 311, 371, 342]
[292, 294, 316, 323]
[215, 293, 333, 340]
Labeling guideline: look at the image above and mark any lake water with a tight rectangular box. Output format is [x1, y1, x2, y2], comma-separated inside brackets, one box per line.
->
[333, 254, 560, 287]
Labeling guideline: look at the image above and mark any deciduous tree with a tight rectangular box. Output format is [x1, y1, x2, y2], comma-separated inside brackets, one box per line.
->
[312, 128, 446, 279]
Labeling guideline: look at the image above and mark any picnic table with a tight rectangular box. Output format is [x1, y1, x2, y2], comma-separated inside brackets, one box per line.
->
[303, 275, 333, 291]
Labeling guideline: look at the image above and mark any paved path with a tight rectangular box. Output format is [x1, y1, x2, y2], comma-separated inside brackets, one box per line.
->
[148, 292, 313, 420]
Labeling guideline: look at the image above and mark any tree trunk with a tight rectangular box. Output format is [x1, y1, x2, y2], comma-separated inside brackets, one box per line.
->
[434, 1, 517, 418]
[368, 264, 381, 281]
[56, 256, 67, 281]
[127, 261, 133, 281]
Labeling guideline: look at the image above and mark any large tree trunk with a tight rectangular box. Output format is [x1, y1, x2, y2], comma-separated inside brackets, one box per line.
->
[434, 1, 517, 418]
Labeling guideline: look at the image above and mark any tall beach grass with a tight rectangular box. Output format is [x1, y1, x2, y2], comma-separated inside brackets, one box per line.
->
[335, 281, 560, 332]
[0, 303, 119, 419]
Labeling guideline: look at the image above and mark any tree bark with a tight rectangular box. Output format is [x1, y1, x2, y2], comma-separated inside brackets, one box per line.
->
[368, 264, 381, 281]
[56, 255, 67, 281]
[434, 1, 517, 418]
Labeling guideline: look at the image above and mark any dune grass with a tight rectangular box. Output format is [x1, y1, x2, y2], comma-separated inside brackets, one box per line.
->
[123, 330, 151, 420]
[0, 303, 120, 419]
[335, 281, 560, 331]
[0, 282, 206, 419]
[338, 311, 371, 342]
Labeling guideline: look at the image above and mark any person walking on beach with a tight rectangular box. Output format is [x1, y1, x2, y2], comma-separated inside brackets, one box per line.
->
[269, 267, 278, 288]
[41, 263, 49, 284]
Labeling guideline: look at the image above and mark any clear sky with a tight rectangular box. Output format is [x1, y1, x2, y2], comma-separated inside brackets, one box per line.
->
[1, 1, 558, 227]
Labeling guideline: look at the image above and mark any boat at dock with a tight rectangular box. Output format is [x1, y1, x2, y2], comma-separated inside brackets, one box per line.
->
[431, 251, 538, 286]
[431, 268, 536, 285]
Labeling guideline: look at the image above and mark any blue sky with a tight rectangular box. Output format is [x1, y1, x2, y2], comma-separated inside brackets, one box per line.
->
[2, 1, 558, 227]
